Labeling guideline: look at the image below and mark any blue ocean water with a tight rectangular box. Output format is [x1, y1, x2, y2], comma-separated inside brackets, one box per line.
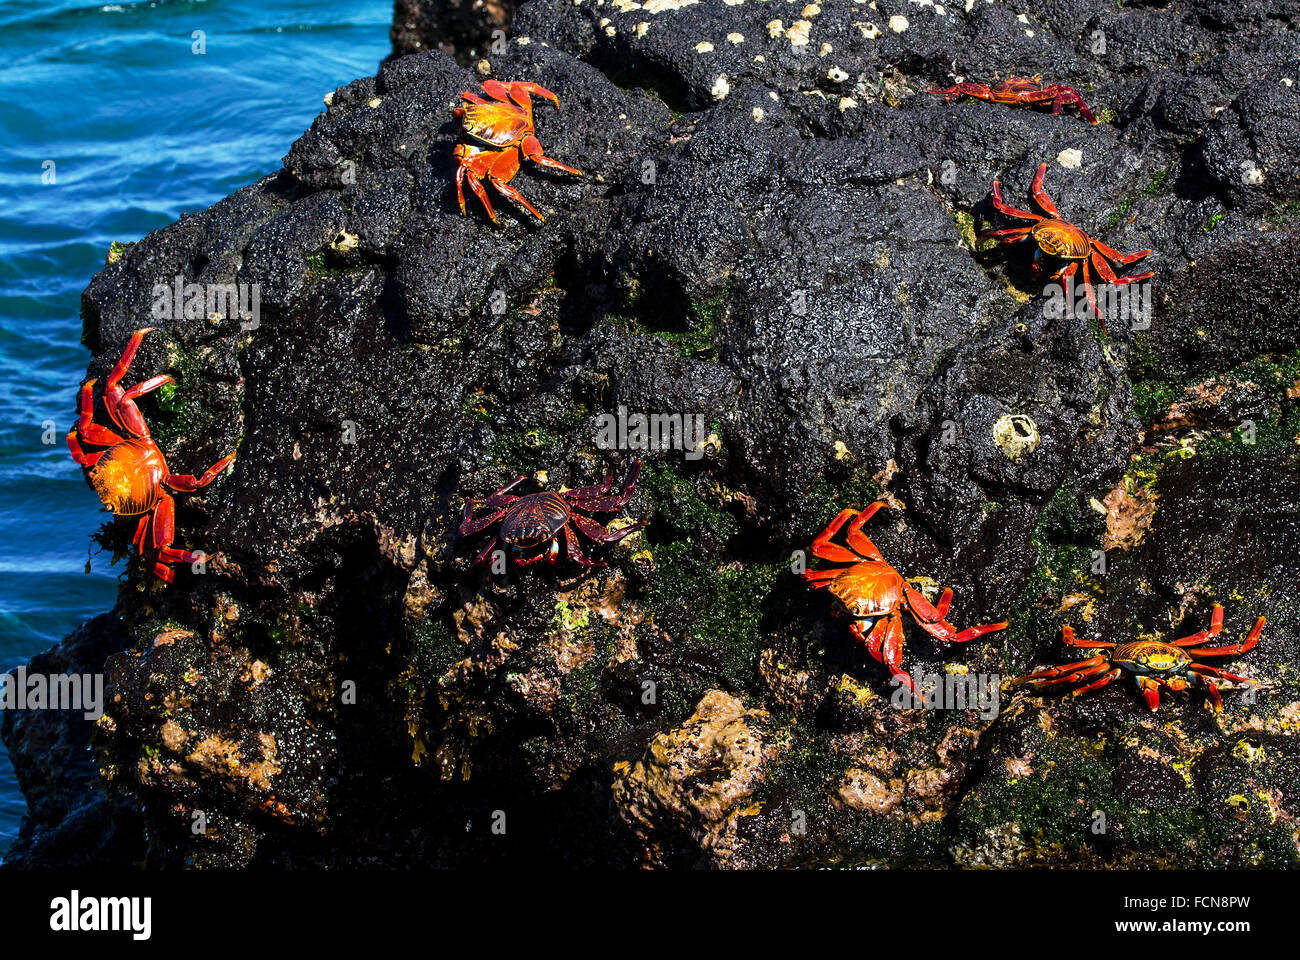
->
[0, 0, 392, 854]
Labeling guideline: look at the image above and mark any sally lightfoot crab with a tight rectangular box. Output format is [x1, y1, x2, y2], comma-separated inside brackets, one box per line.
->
[66, 327, 235, 583]
[1011, 604, 1265, 712]
[459, 461, 645, 568]
[980, 162, 1153, 328]
[455, 80, 583, 177]
[929, 75, 1097, 124]
[801, 504, 1008, 692]
[455, 144, 546, 223]
[453, 79, 582, 223]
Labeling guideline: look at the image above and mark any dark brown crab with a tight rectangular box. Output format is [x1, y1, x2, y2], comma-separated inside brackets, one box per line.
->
[459, 461, 645, 567]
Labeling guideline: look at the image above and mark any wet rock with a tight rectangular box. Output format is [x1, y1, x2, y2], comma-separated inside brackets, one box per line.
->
[612, 689, 774, 866]
[391, 0, 519, 65]
[11, 0, 1299, 868]
[1, 614, 144, 868]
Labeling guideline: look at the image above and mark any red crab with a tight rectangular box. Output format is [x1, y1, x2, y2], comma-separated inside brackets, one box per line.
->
[980, 162, 1153, 327]
[455, 80, 583, 177]
[929, 75, 1097, 124]
[459, 461, 645, 567]
[802, 504, 1008, 693]
[66, 327, 235, 583]
[453, 79, 582, 223]
[455, 144, 546, 222]
[1011, 604, 1265, 712]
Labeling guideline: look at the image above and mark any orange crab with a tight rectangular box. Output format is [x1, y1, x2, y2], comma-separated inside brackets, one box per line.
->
[1011, 604, 1265, 712]
[802, 504, 1008, 693]
[452, 80, 582, 223]
[980, 162, 1153, 327]
[454, 80, 583, 177]
[455, 143, 546, 222]
[929, 75, 1097, 124]
[66, 327, 235, 583]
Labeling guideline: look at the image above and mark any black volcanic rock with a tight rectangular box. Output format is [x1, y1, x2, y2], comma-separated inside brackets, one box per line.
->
[391, 0, 520, 65]
[6, 0, 1300, 868]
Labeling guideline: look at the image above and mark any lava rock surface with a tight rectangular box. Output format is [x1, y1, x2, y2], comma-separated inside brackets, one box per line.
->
[5, 0, 1300, 868]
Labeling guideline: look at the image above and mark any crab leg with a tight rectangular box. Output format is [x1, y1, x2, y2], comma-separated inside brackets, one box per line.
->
[105, 373, 173, 440]
[563, 523, 602, 567]
[978, 227, 1034, 243]
[105, 327, 151, 388]
[514, 541, 560, 567]
[1080, 257, 1101, 326]
[520, 135, 583, 177]
[1051, 89, 1096, 124]
[1136, 676, 1162, 711]
[473, 535, 502, 566]
[567, 461, 635, 503]
[1090, 250, 1153, 288]
[99, 325, 160, 439]
[570, 511, 642, 544]
[1188, 664, 1253, 684]
[67, 432, 106, 468]
[1169, 604, 1224, 646]
[1053, 261, 1079, 284]
[1013, 655, 1108, 685]
[989, 180, 1043, 222]
[164, 452, 236, 492]
[1090, 237, 1152, 265]
[460, 476, 526, 533]
[106, 372, 172, 439]
[1071, 667, 1122, 696]
[1044, 662, 1113, 689]
[132, 515, 151, 551]
[1193, 674, 1224, 712]
[852, 614, 914, 693]
[461, 167, 499, 222]
[842, 505, 887, 561]
[912, 609, 1008, 644]
[461, 508, 508, 539]
[70, 379, 125, 447]
[151, 493, 207, 583]
[809, 505, 885, 563]
[569, 462, 642, 511]
[1029, 164, 1061, 217]
[496, 80, 561, 112]
[801, 568, 840, 580]
[808, 508, 867, 563]
[490, 172, 546, 222]
[801, 568, 840, 589]
[1184, 616, 1264, 657]
[565, 470, 617, 501]
[1062, 624, 1115, 649]
[927, 82, 994, 101]
[903, 584, 954, 623]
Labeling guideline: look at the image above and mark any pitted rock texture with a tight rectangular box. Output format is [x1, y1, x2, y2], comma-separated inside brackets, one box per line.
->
[392, 0, 520, 64]
[613, 689, 774, 866]
[6, 0, 1300, 867]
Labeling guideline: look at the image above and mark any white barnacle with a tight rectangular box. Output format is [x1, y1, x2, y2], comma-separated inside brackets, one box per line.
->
[787, 19, 812, 46]
[1057, 148, 1083, 169]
